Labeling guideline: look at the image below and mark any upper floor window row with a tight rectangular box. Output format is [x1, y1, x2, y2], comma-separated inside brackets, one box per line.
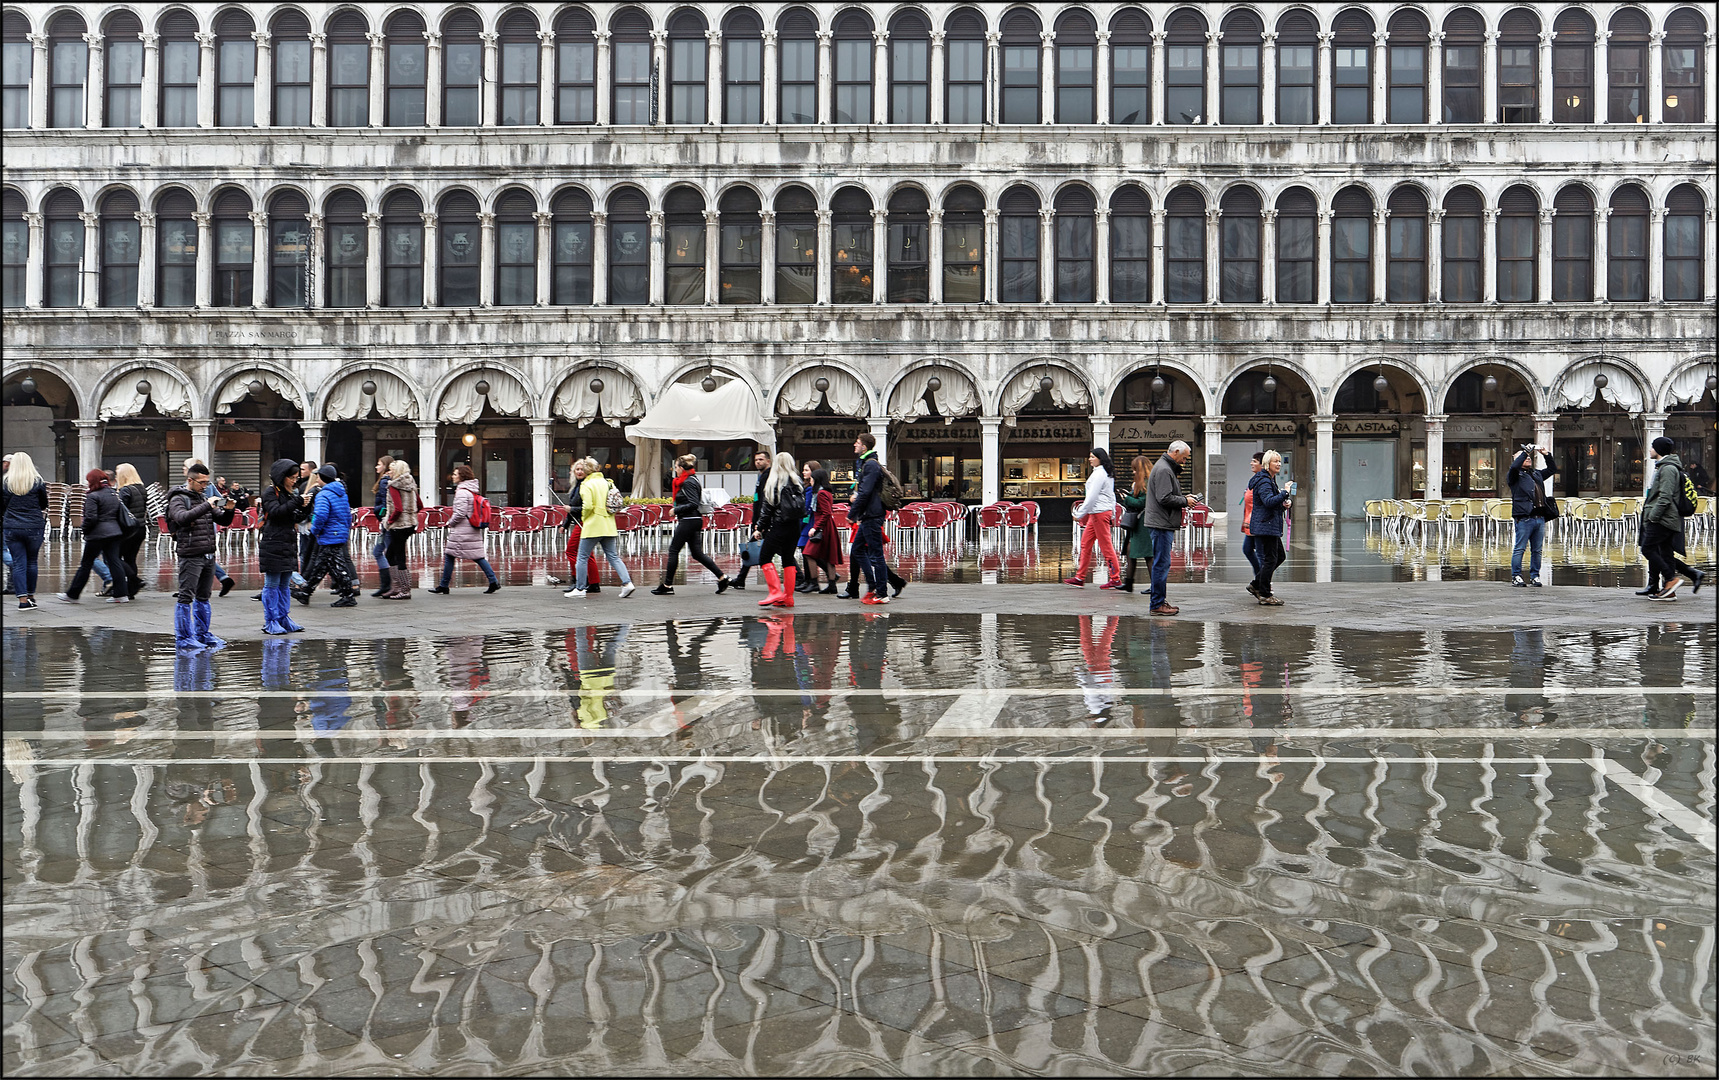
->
[4, 5, 1711, 130]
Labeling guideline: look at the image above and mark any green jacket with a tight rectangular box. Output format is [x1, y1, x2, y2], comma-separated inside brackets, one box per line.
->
[1116, 489, 1156, 559]
[1643, 454, 1686, 535]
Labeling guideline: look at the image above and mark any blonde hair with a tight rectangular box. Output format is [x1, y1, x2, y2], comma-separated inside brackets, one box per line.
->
[675, 453, 697, 471]
[1261, 450, 1283, 469]
[387, 459, 412, 481]
[580, 457, 602, 474]
[5, 451, 41, 494]
[763, 451, 800, 503]
[112, 462, 143, 489]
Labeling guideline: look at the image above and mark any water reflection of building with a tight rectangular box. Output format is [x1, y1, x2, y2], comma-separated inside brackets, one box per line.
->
[1, 3, 1713, 517]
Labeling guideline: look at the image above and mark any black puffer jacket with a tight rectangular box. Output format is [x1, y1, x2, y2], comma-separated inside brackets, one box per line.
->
[259, 458, 311, 573]
[81, 486, 124, 541]
[753, 480, 805, 542]
[672, 472, 706, 520]
[118, 484, 147, 533]
[166, 483, 235, 558]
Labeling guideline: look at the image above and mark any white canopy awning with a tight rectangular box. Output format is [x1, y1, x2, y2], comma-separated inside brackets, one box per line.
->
[99, 368, 191, 420]
[438, 370, 530, 423]
[214, 370, 304, 415]
[778, 366, 869, 418]
[1665, 365, 1716, 407]
[1554, 361, 1645, 414]
[551, 367, 645, 426]
[625, 379, 774, 497]
[324, 369, 419, 421]
[887, 365, 981, 422]
[1000, 366, 1091, 415]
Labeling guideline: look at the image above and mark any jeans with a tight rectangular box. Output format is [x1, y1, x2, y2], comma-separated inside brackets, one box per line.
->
[662, 519, 722, 585]
[1147, 528, 1175, 607]
[1241, 535, 1260, 578]
[1511, 517, 1545, 579]
[576, 536, 631, 589]
[176, 554, 217, 603]
[1075, 509, 1121, 582]
[4, 529, 42, 595]
[67, 537, 125, 599]
[852, 519, 889, 596]
[439, 554, 499, 589]
[373, 534, 391, 570]
[1251, 535, 1286, 597]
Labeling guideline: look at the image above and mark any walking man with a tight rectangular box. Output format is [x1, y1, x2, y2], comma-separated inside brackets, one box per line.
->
[296, 465, 360, 607]
[849, 432, 892, 605]
[1506, 444, 1557, 587]
[730, 449, 773, 590]
[1141, 441, 1192, 616]
[165, 463, 236, 651]
[1641, 436, 1704, 600]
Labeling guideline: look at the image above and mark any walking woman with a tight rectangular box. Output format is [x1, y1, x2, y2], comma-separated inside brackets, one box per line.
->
[112, 463, 150, 598]
[378, 459, 420, 599]
[431, 464, 501, 595]
[369, 454, 394, 596]
[751, 451, 805, 607]
[59, 470, 139, 604]
[2, 451, 49, 609]
[568, 457, 636, 599]
[652, 454, 732, 595]
[1114, 455, 1154, 593]
[801, 468, 845, 593]
[1247, 450, 1293, 605]
[259, 458, 310, 633]
[1065, 447, 1122, 588]
[559, 458, 604, 595]
[795, 460, 821, 592]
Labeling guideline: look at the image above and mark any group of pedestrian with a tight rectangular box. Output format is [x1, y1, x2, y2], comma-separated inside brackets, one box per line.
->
[1066, 441, 1195, 616]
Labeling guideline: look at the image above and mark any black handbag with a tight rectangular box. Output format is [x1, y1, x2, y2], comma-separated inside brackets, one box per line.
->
[1118, 509, 1140, 530]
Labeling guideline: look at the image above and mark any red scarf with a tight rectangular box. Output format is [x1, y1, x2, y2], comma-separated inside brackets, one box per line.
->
[671, 468, 693, 499]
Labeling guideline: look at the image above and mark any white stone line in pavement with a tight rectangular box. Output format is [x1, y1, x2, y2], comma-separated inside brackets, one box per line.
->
[0, 754, 1602, 767]
[1598, 755, 1718, 853]
[934, 690, 1010, 732]
[4, 686, 1707, 700]
[924, 727, 1719, 739]
[5, 727, 1712, 742]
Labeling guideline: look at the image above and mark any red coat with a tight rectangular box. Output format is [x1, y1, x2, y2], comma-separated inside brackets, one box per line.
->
[803, 488, 843, 565]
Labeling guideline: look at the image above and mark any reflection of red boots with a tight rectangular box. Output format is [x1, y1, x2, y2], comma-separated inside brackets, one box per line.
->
[779, 566, 796, 607]
[778, 615, 796, 653]
[758, 565, 785, 606]
[762, 616, 784, 659]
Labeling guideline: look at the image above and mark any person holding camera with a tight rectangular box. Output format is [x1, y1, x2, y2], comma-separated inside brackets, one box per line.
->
[1506, 444, 1559, 587]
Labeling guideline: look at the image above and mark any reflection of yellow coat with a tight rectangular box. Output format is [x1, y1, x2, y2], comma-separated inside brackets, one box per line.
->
[578, 674, 614, 729]
[580, 474, 617, 538]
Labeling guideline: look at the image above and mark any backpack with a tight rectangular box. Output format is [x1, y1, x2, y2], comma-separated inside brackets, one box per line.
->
[605, 483, 625, 514]
[1672, 465, 1698, 518]
[468, 491, 494, 530]
[878, 467, 905, 512]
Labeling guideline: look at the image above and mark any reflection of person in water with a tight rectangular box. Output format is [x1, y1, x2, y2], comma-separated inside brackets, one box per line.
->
[446, 636, 490, 729]
[664, 618, 721, 728]
[748, 614, 817, 738]
[568, 625, 629, 729]
[1077, 615, 1120, 722]
[1505, 628, 1554, 725]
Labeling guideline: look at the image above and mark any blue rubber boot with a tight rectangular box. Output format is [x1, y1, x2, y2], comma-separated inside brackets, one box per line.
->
[262, 585, 290, 635]
[174, 603, 202, 653]
[193, 599, 227, 650]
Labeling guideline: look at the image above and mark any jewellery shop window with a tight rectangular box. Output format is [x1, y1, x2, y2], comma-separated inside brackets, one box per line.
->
[900, 454, 959, 500]
[1410, 443, 1426, 493]
[1003, 456, 1088, 500]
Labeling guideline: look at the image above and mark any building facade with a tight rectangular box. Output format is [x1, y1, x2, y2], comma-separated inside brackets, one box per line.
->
[2, 1, 1714, 522]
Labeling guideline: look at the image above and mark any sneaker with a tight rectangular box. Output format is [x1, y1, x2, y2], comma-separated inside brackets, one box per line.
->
[330, 596, 357, 608]
[1257, 596, 1284, 606]
[717, 578, 732, 594]
[1098, 581, 1119, 590]
[651, 585, 674, 596]
[1634, 585, 1660, 596]
[565, 588, 587, 598]
[1528, 578, 1543, 588]
[862, 594, 890, 605]
[106, 595, 131, 604]
[1648, 590, 1678, 602]
[219, 577, 234, 597]
[1511, 575, 1528, 588]
[1245, 583, 1259, 598]
[18, 598, 37, 610]
[56, 593, 78, 604]
[619, 583, 636, 599]
[587, 584, 602, 594]
[1150, 604, 1179, 616]
[1064, 577, 1085, 588]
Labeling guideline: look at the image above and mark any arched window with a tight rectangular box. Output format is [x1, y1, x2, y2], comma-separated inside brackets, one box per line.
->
[326, 12, 370, 126]
[1552, 186, 1594, 301]
[1275, 187, 1316, 302]
[555, 8, 597, 124]
[212, 188, 253, 307]
[550, 188, 593, 305]
[1607, 185, 1648, 301]
[1498, 9, 1540, 123]
[774, 186, 817, 303]
[267, 189, 309, 308]
[1275, 12, 1316, 124]
[1331, 187, 1373, 302]
[1053, 187, 1095, 302]
[1109, 186, 1151, 302]
[723, 10, 763, 123]
[1442, 9, 1483, 122]
[3, 14, 29, 129]
[1665, 8, 1706, 123]
[1056, 11, 1097, 124]
[999, 186, 1040, 302]
[2, 189, 25, 304]
[1220, 11, 1261, 125]
[667, 10, 707, 124]
[438, 191, 480, 306]
[1164, 186, 1205, 302]
[1165, 11, 1206, 124]
[104, 12, 144, 128]
[441, 10, 483, 126]
[215, 11, 255, 126]
[606, 188, 649, 304]
[778, 8, 818, 124]
[664, 186, 705, 304]
[159, 11, 200, 126]
[1496, 185, 1538, 301]
[945, 8, 986, 124]
[385, 11, 427, 126]
[719, 187, 762, 304]
[1387, 11, 1429, 123]
[886, 188, 929, 302]
[100, 190, 140, 307]
[1607, 10, 1649, 123]
[1552, 10, 1594, 122]
[49, 13, 87, 128]
[834, 11, 873, 123]
[380, 191, 422, 307]
[1664, 184, 1706, 301]
[889, 12, 930, 124]
[1109, 9, 1151, 124]
[831, 187, 873, 304]
[325, 190, 368, 308]
[941, 185, 984, 302]
[499, 11, 539, 125]
[611, 9, 652, 124]
[271, 11, 312, 126]
[1219, 187, 1260, 302]
[1332, 11, 1373, 124]
[494, 189, 537, 305]
[1386, 187, 1427, 302]
[154, 189, 197, 308]
[43, 189, 83, 307]
[1442, 187, 1483, 302]
[1000, 9, 1041, 124]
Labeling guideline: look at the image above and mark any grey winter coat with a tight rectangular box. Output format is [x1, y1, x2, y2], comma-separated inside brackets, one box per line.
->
[166, 484, 235, 557]
[1141, 454, 1189, 531]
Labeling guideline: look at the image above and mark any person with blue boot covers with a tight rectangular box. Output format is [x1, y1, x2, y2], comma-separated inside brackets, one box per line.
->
[295, 465, 360, 608]
[165, 462, 236, 652]
[259, 459, 312, 634]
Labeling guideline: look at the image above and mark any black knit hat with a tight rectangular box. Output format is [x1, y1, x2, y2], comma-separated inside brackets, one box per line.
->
[1652, 436, 1676, 456]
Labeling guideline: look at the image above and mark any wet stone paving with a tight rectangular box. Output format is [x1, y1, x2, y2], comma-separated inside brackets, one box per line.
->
[3, 537, 1716, 1077]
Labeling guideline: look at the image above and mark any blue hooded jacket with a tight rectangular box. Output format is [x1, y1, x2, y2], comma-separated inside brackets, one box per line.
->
[1247, 471, 1291, 537]
[309, 479, 352, 545]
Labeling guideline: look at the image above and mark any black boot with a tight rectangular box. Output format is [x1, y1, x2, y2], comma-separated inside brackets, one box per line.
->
[371, 568, 392, 598]
[1118, 558, 1137, 593]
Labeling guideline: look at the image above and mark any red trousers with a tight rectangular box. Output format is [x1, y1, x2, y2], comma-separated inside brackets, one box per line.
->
[1075, 509, 1121, 582]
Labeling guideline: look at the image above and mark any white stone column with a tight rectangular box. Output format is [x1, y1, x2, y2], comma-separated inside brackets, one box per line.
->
[1706, 30, 1718, 129]
[482, 32, 499, 126]
[1205, 207, 1221, 303]
[1426, 209, 1443, 302]
[135, 211, 156, 308]
[534, 211, 552, 305]
[83, 33, 104, 129]
[1041, 30, 1056, 122]
[1537, 207, 1554, 303]
[23, 213, 42, 308]
[1260, 32, 1277, 124]
[594, 32, 611, 125]
[1317, 32, 1333, 124]
[759, 210, 776, 304]
[1150, 31, 1166, 124]
[925, 208, 943, 304]
[1090, 414, 1113, 455]
[478, 212, 495, 307]
[1593, 207, 1610, 303]
[1640, 414, 1668, 495]
[704, 210, 720, 304]
[1706, 208, 1717, 303]
[928, 31, 943, 124]
[650, 31, 669, 123]
[590, 211, 608, 304]
[1206, 31, 1222, 124]
[1648, 31, 1664, 124]
[196, 32, 216, 127]
[28, 33, 47, 129]
[706, 30, 722, 124]
[1311, 413, 1335, 525]
[305, 213, 322, 308]
[420, 214, 438, 306]
[873, 208, 888, 303]
[1373, 31, 1389, 123]
[868, 418, 890, 467]
[1150, 208, 1166, 303]
[1424, 414, 1446, 499]
[309, 33, 327, 126]
[1482, 208, 1498, 301]
[74, 420, 103, 481]
[1260, 209, 1277, 303]
[1537, 29, 1554, 123]
[1095, 30, 1111, 124]
[1648, 207, 1665, 301]
[1094, 208, 1111, 303]
[424, 32, 442, 126]
[367, 32, 385, 126]
[1202, 415, 1225, 499]
[140, 33, 159, 127]
[295, 421, 325, 473]
[537, 30, 555, 126]
[816, 209, 832, 305]
[987, 32, 1001, 124]
[78, 212, 99, 308]
[816, 31, 833, 124]
[1316, 210, 1332, 304]
[1592, 30, 1610, 124]
[253, 31, 272, 127]
[189, 419, 215, 471]
[249, 210, 268, 307]
[1427, 31, 1443, 124]
[1372, 208, 1389, 303]
[365, 212, 383, 308]
[1533, 415, 1558, 501]
[1039, 207, 1054, 302]
[1482, 30, 1499, 123]
[983, 208, 1000, 302]
[980, 416, 1002, 505]
[416, 424, 439, 504]
[648, 209, 665, 304]
[762, 31, 779, 124]
[193, 211, 213, 307]
[875, 30, 890, 123]
[530, 419, 554, 507]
